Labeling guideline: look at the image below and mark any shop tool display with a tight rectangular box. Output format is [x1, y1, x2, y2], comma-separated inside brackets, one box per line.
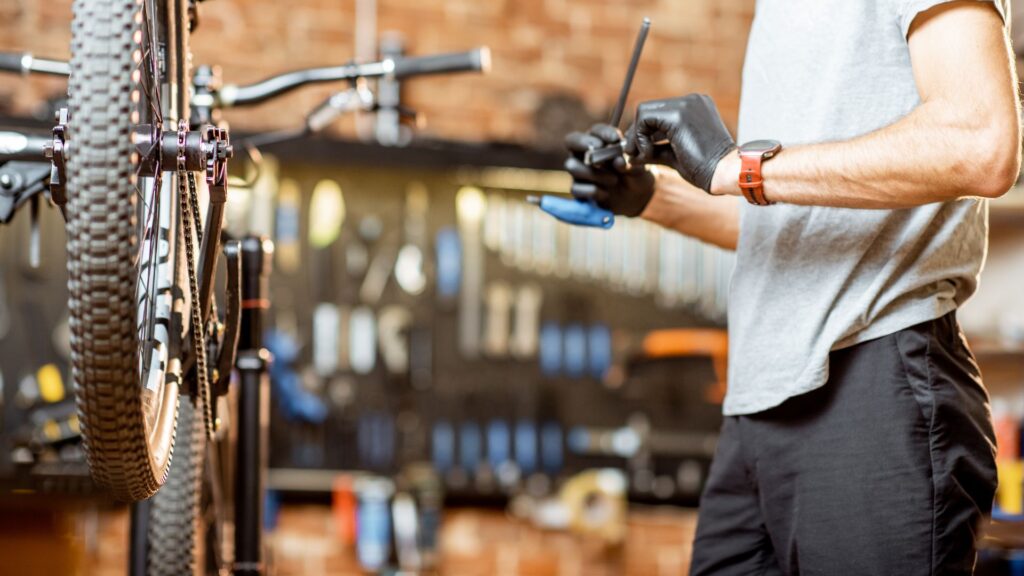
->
[254, 154, 732, 507]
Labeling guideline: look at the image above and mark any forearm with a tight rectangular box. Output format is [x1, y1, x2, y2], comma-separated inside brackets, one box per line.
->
[642, 168, 740, 250]
[712, 101, 1021, 208]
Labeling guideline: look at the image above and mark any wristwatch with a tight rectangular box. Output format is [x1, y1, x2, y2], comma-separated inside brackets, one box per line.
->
[738, 140, 782, 206]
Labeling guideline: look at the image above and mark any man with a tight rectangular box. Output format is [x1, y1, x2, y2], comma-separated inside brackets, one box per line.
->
[566, 1, 1021, 574]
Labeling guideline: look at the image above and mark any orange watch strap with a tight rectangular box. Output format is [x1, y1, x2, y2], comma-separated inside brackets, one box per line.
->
[738, 153, 771, 206]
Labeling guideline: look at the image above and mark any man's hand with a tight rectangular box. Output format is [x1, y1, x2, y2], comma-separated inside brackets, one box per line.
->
[564, 124, 656, 217]
[626, 94, 736, 194]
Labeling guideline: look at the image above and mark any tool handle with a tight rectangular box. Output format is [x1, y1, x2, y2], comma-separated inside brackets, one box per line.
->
[533, 196, 615, 229]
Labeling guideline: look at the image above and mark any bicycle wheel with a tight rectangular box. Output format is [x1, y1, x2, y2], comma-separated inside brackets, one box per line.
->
[67, 0, 188, 501]
[147, 395, 206, 576]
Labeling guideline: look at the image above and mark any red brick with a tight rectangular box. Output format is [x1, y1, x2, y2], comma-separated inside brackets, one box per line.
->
[0, 0, 755, 144]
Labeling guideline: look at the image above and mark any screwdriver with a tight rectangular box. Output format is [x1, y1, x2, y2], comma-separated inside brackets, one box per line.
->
[531, 17, 651, 229]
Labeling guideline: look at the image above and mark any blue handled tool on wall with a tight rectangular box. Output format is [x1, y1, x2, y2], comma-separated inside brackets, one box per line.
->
[528, 18, 651, 230]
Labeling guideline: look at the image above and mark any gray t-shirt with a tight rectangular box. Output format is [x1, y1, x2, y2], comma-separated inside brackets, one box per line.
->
[725, 0, 1009, 416]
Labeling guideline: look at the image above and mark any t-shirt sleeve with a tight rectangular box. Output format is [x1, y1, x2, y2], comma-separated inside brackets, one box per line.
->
[897, 0, 1008, 38]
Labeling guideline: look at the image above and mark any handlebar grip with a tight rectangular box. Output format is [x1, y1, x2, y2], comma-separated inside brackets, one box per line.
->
[0, 131, 49, 160]
[392, 47, 491, 79]
[0, 52, 25, 73]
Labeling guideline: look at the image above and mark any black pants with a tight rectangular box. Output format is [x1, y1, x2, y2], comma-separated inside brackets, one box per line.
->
[690, 312, 998, 576]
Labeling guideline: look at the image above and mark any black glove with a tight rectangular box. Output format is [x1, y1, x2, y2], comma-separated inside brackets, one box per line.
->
[625, 94, 735, 193]
[564, 123, 655, 218]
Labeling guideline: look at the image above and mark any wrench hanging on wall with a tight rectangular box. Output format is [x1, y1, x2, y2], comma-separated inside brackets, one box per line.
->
[456, 187, 486, 359]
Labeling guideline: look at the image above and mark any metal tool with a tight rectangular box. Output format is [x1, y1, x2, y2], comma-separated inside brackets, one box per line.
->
[408, 326, 433, 391]
[487, 420, 513, 481]
[359, 239, 399, 305]
[585, 17, 652, 167]
[274, 179, 302, 275]
[434, 228, 461, 300]
[350, 306, 377, 375]
[509, 283, 543, 360]
[529, 17, 651, 230]
[515, 420, 538, 475]
[355, 477, 394, 572]
[432, 420, 455, 476]
[483, 192, 505, 252]
[541, 422, 564, 476]
[456, 187, 486, 359]
[539, 323, 563, 377]
[533, 206, 557, 274]
[395, 183, 429, 296]
[459, 421, 482, 476]
[483, 281, 513, 358]
[312, 303, 340, 377]
[563, 324, 587, 378]
[378, 306, 413, 374]
[392, 492, 421, 570]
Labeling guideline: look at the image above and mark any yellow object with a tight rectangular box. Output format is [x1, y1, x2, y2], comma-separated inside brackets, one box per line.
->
[997, 460, 1024, 514]
[456, 186, 486, 224]
[308, 179, 345, 249]
[36, 364, 64, 403]
[559, 469, 628, 544]
[42, 420, 61, 441]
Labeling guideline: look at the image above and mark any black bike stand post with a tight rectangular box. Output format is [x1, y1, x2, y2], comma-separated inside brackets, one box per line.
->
[128, 499, 151, 576]
[234, 236, 273, 576]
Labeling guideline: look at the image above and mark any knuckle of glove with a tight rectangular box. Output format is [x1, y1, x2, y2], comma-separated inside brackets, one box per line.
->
[589, 123, 623, 145]
[570, 181, 597, 201]
[565, 131, 602, 155]
[564, 157, 616, 187]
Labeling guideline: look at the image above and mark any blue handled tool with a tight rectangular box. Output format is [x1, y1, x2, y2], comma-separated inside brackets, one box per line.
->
[530, 18, 651, 229]
[527, 195, 615, 229]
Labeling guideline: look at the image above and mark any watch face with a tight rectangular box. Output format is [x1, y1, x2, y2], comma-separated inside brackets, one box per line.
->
[741, 140, 782, 155]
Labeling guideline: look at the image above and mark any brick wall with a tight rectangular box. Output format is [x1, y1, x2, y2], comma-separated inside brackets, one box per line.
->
[0, 0, 755, 145]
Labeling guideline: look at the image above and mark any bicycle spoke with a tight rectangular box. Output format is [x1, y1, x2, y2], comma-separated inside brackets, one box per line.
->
[132, 164, 161, 267]
[137, 45, 163, 126]
[139, 0, 163, 126]
[134, 168, 162, 352]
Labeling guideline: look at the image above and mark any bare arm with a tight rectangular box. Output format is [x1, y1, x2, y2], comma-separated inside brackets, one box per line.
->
[710, 1, 1022, 207]
[642, 168, 741, 250]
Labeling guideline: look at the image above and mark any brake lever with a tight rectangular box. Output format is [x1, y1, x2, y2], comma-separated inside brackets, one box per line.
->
[304, 80, 376, 133]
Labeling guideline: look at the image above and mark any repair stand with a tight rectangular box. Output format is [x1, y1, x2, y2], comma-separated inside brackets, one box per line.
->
[233, 236, 273, 576]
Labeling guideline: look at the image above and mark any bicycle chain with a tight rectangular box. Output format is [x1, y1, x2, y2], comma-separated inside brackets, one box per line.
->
[176, 119, 214, 440]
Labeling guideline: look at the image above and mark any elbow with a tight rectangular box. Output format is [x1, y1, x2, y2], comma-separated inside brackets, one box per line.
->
[967, 123, 1022, 199]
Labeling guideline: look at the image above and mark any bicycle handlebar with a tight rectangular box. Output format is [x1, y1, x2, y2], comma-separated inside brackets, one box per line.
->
[0, 52, 71, 77]
[216, 47, 490, 108]
[392, 47, 491, 78]
[0, 131, 50, 161]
